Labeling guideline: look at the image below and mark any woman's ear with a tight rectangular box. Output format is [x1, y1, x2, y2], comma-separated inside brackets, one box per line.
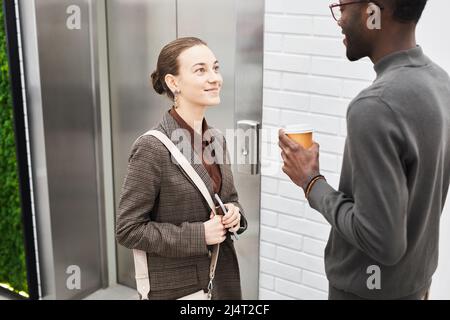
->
[164, 74, 179, 94]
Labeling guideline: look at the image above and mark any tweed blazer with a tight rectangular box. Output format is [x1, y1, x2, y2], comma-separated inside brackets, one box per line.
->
[116, 110, 247, 299]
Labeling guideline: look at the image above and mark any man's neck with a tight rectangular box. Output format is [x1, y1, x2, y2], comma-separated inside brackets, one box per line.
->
[370, 29, 417, 64]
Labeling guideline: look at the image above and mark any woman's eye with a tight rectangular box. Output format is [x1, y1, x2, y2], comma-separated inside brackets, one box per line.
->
[196, 68, 206, 73]
[214, 65, 220, 72]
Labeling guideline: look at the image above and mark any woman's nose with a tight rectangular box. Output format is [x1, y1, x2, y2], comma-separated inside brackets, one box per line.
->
[208, 70, 221, 83]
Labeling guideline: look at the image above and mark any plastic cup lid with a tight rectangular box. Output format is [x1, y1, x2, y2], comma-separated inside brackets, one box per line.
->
[284, 124, 314, 134]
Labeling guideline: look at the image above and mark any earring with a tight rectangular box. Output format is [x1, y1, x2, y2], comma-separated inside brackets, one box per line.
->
[173, 90, 181, 109]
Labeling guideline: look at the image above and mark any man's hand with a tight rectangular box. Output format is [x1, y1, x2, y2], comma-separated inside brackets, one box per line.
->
[278, 129, 321, 191]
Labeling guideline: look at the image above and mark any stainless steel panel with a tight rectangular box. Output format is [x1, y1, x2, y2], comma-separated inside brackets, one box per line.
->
[233, 0, 264, 299]
[107, 0, 177, 288]
[176, 0, 263, 299]
[177, 0, 236, 136]
[95, 0, 118, 287]
[109, 0, 263, 298]
[22, 0, 106, 299]
[19, 0, 53, 299]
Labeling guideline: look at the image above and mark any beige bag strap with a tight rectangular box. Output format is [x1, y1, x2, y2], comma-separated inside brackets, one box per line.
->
[132, 249, 150, 300]
[132, 130, 219, 300]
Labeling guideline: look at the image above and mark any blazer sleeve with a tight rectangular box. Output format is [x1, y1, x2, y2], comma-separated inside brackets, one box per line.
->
[115, 135, 209, 258]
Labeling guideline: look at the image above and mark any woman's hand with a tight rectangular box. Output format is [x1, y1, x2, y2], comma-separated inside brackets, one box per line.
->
[203, 213, 226, 245]
[222, 203, 241, 233]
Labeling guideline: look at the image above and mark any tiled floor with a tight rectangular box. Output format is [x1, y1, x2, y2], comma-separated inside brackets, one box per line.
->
[0, 284, 137, 300]
[83, 284, 137, 300]
[0, 294, 11, 300]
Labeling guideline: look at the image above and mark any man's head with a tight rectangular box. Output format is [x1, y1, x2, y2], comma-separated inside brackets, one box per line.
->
[389, 0, 428, 23]
[335, 0, 428, 61]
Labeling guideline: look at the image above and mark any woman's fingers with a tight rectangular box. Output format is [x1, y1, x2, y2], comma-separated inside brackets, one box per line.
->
[220, 203, 242, 231]
[204, 215, 226, 245]
[225, 210, 241, 229]
[229, 223, 240, 233]
[222, 204, 237, 223]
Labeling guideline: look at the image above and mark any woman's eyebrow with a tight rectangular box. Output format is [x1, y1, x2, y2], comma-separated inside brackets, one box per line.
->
[191, 61, 219, 68]
[192, 62, 206, 68]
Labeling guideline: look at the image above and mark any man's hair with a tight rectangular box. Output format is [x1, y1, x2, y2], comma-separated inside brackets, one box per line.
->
[389, 0, 428, 23]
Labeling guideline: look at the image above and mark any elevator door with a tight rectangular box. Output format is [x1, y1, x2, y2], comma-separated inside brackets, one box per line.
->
[107, 0, 263, 299]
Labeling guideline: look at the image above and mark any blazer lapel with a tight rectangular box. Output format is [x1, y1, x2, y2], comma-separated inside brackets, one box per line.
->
[160, 111, 215, 200]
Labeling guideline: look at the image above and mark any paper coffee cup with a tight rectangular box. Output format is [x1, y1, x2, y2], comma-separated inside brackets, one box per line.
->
[284, 124, 314, 149]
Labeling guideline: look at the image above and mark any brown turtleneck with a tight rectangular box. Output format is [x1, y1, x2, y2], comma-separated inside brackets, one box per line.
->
[169, 107, 222, 194]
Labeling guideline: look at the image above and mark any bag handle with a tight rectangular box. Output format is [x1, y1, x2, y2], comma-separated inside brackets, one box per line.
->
[132, 130, 220, 300]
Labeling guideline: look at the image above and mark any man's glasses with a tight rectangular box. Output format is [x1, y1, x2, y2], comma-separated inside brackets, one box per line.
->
[329, 1, 384, 21]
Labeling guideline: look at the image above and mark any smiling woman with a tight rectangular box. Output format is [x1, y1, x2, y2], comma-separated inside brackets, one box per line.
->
[116, 37, 248, 300]
[151, 37, 223, 120]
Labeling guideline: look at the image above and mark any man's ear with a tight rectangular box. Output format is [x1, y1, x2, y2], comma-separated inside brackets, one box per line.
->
[164, 74, 179, 94]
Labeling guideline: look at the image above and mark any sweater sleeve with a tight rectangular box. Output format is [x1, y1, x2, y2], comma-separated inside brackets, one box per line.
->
[308, 96, 408, 266]
[115, 135, 209, 258]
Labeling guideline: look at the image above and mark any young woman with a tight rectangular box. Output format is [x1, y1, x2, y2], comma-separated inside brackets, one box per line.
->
[116, 37, 247, 300]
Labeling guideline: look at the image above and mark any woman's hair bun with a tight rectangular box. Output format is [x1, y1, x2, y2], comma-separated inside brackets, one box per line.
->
[151, 70, 165, 95]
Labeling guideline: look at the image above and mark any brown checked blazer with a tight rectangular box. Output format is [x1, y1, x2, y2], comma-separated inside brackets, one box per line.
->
[116, 110, 248, 300]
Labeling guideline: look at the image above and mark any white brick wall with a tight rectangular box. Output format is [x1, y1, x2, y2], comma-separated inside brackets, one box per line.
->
[259, 0, 375, 299]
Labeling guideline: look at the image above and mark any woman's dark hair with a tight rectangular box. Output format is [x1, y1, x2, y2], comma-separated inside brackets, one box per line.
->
[151, 37, 207, 100]
[390, 0, 428, 23]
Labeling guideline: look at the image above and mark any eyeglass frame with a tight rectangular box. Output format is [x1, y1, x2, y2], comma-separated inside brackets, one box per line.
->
[329, 1, 385, 21]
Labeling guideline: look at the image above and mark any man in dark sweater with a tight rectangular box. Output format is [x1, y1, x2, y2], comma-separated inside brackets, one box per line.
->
[279, 0, 450, 299]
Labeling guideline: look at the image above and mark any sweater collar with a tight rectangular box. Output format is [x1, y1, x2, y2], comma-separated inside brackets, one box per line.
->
[374, 46, 430, 77]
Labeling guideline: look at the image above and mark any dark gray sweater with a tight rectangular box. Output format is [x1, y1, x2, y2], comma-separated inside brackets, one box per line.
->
[308, 46, 450, 299]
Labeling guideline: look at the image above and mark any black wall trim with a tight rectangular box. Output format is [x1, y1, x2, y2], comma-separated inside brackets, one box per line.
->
[3, 0, 39, 300]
